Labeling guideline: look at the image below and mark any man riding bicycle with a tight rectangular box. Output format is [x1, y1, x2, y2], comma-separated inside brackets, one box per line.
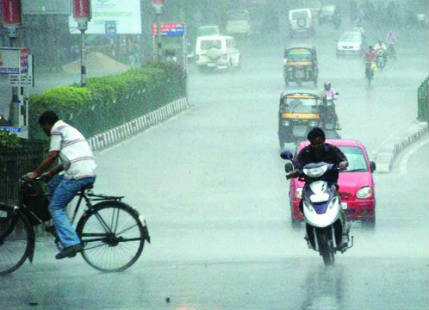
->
[26, 111, 96, 259]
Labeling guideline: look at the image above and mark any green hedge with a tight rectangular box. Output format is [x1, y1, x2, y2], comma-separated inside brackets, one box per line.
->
[29, 61, 186, 139]
[0, 132, 48, 203]
[417, 76, 429, 122]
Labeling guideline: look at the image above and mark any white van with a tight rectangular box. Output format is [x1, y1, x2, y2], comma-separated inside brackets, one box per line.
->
[288, 8, 314, 37]
[225, 9, 251, 36]
[195, 35, 241, 71]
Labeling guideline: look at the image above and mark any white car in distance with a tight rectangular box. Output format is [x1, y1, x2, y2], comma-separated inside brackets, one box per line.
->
[336, 31, 365, 57]
[195, 35, 240, 71]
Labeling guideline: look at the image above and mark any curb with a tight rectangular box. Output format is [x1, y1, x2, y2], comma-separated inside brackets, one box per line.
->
[87, 97, 190, 152]
[375, 121, 428, 173]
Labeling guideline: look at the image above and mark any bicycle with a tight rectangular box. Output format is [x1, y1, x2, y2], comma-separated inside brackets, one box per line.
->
[0, 176, 150, 275]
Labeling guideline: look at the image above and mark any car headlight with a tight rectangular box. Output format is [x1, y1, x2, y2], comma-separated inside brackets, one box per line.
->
[295, 188, 303, 199]
[282, 120, 291, 126]
[356, 186, 372, 199]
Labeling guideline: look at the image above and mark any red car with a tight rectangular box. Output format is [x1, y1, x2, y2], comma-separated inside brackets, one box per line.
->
[289, 139, 377, 228]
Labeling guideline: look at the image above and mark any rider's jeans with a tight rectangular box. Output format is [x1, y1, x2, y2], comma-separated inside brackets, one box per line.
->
[48, 175, 96, 248]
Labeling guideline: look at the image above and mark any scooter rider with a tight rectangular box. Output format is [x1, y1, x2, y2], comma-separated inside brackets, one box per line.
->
[321, 82, 341, 130]
[292, 127, 348, 213]
[374, 39, 387, 52]
[364, 45, 377, 77]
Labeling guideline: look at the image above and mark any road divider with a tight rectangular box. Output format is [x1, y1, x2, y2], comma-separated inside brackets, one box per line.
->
[87, 97, 190, 152]
[375, 121, 428, 173]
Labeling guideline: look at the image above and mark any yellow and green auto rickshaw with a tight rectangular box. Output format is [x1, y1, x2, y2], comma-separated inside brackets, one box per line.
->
[283, 46, 318, 87]
[278, 89, 322, 147]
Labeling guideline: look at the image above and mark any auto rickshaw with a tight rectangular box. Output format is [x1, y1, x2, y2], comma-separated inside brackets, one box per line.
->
[278, 90, 322, 148]
[283, 46, 318, 87]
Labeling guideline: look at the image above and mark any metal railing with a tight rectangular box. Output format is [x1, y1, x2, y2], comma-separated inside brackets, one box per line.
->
[417, 76, 429, 122]
[0, 140, 48, 205]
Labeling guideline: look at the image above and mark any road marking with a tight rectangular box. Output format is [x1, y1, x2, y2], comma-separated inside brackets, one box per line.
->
[399, 137, 429, 175]
[373, 122, 415, 157]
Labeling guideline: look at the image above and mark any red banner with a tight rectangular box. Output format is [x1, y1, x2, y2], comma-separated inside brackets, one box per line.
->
[73, 0, 91, 20]
[1, 0, 21, 25]
[152, 0, 165, 7]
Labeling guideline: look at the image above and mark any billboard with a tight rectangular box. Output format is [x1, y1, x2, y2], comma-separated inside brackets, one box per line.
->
[0, 48, 29, 74]
[152, 23, 185, 37]
[69, 0, 141, 34]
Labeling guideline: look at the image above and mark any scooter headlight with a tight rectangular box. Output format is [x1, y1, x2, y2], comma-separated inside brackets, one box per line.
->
[356, 186, 372, 199]
[303, 165, 328, 178]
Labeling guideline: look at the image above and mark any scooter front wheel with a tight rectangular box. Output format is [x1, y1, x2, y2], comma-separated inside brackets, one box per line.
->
[318, 228, 335, 266]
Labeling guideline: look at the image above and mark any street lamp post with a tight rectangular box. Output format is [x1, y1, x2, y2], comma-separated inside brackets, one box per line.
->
[72, 0, 91, 87]
[152, 0, 165, 60]
[1, 0, 22, 129]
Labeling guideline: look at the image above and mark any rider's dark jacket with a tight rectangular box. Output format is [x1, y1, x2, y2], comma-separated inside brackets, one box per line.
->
[294, 143, 347, 184]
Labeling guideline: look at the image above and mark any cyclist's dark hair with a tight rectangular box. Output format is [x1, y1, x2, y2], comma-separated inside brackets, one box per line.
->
[38, 111, 59, 126]
[307, 127, 325, 143]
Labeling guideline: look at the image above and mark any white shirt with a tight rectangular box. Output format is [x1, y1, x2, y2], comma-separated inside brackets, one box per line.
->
[49, 120, 96, 180]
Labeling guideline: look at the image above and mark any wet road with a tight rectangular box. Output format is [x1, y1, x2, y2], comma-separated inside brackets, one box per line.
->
[1, 22, 428, 310]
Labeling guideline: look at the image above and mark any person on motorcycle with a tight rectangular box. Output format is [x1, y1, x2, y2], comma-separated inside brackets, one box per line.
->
[374, 40, 387, 53]
[292, 127, 348, 213]
[364, 46, 377, 77]
[364, 45, 377, 63]
[321, 82, 341, 130]
[385, 29, 397, 57]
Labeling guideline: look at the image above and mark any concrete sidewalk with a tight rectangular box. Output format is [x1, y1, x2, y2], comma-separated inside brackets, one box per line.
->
[374, 120, 428, 173]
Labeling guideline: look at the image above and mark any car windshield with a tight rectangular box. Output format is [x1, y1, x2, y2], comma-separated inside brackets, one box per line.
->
[286, 50, 313, 62]
[200, 40, 222, 50]
[338, 146, 368, 172]
[340, 32, 360, 42]
[284, 97, 319, 113]
[321, 5, 335, 13]
[291, 11, 309, 19]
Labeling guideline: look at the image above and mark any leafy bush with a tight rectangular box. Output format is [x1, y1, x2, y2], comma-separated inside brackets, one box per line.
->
[0, 131, 21, 148]
[29, 61, 186, 139]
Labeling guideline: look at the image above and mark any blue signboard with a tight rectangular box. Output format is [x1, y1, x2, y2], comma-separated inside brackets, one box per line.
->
[1, 126, 22, 133]
[153, 23, 186, 37]
[105, 21, 117, 36]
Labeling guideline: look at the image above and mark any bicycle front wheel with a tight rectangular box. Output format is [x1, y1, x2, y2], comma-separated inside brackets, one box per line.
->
[76, 201, 146, 272]
[0, 204, 33, 275]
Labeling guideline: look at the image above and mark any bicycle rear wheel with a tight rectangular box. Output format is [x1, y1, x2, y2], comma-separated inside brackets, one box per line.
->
[76, 201, 146, 272]
[0, 204, 32, 275]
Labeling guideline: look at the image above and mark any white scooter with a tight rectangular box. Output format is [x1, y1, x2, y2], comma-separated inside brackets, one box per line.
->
[281, 152, 353, 265]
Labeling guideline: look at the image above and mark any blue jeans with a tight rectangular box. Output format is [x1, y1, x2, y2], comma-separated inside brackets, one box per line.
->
[48, 175, 96, 248]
